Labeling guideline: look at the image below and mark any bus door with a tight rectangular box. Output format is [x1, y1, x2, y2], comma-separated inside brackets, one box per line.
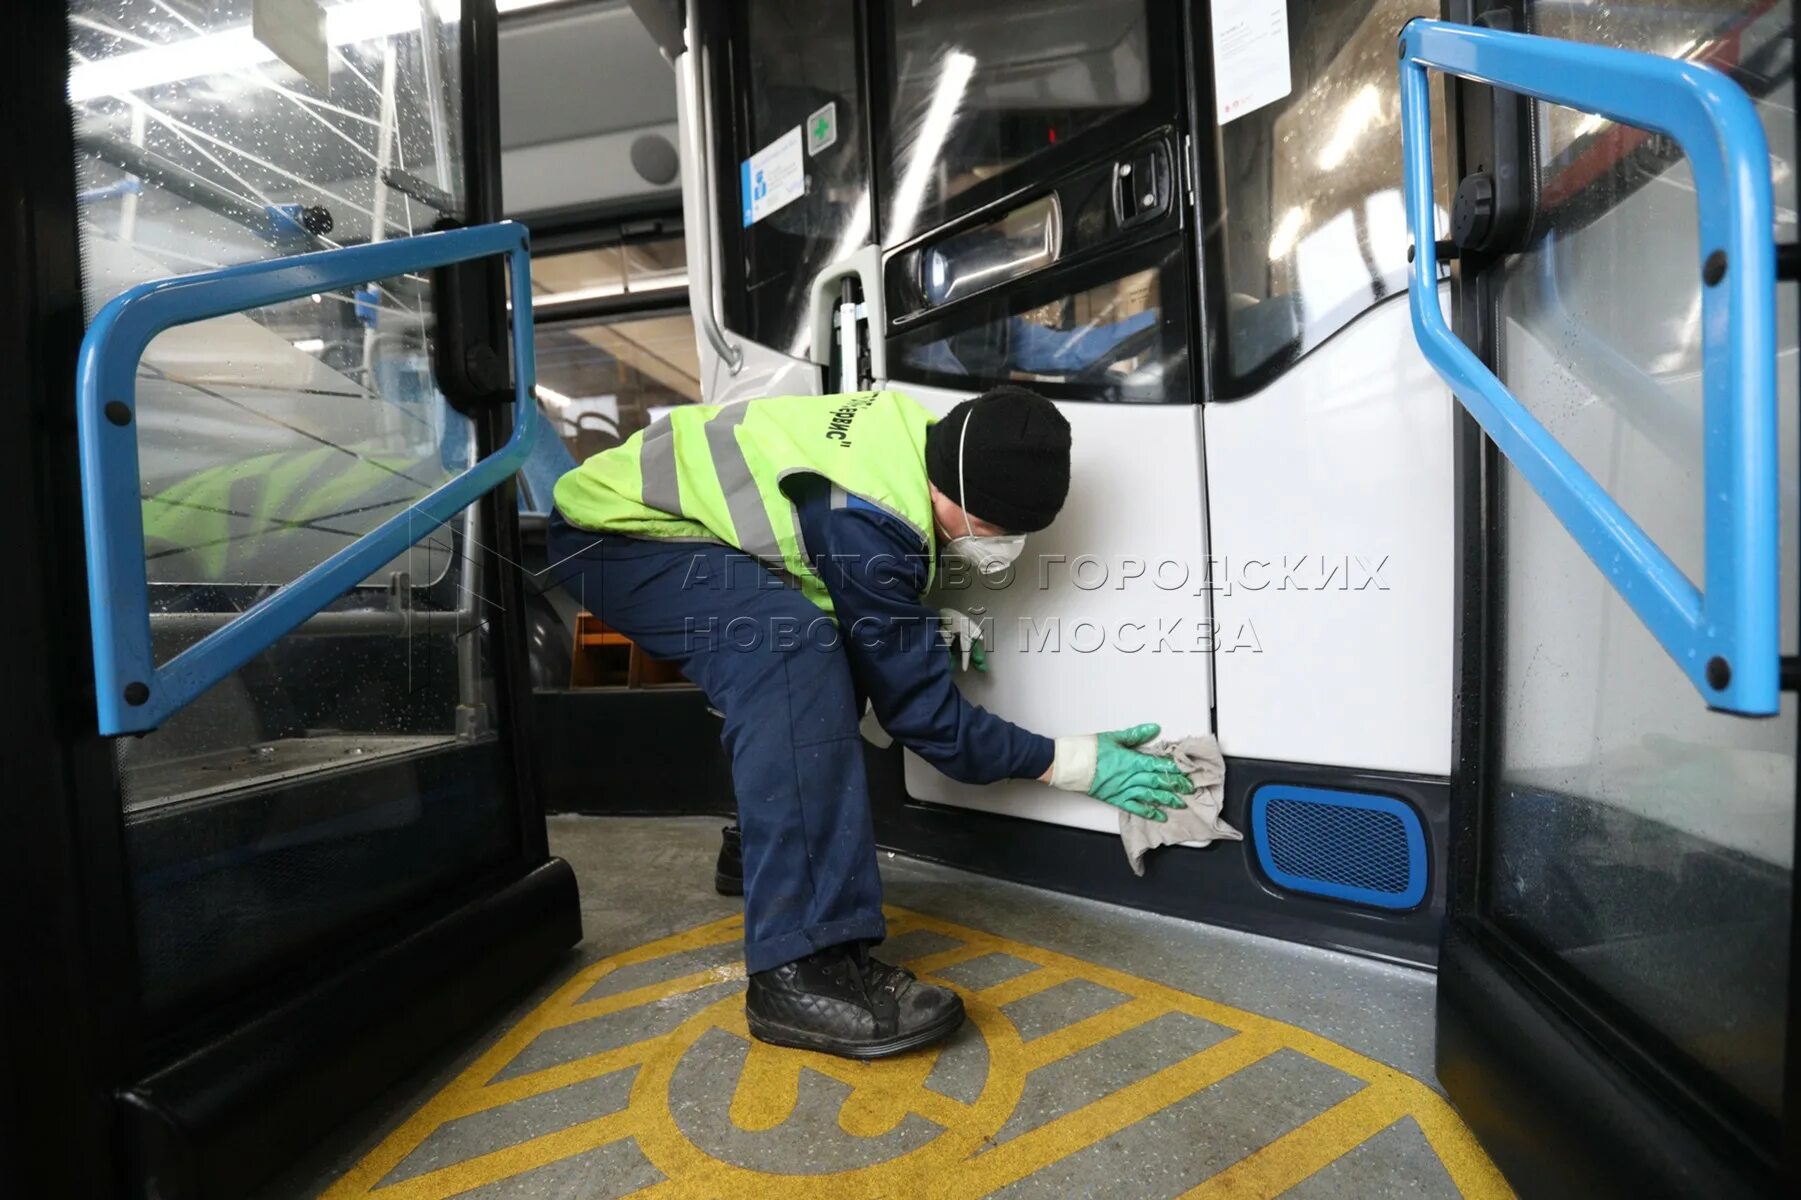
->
[6, 5, 579, 1196]
[1402, 3, 1796, 1194]
[1183, 0, 1461, 962]
[698, 0, 1209, 833]
[689, 1, 1463, 963]
[868, 0, 1211, 835]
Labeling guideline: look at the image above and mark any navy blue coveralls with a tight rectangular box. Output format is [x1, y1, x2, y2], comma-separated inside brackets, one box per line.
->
[548, 474, 1054, 973]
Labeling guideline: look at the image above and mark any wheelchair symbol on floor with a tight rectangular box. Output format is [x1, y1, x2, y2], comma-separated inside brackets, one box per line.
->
[324, 910, 1511, 1199]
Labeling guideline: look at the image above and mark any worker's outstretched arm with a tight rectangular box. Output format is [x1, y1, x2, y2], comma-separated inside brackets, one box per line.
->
[800, 488, 1051, 785]
[799, 485, 1191, 817]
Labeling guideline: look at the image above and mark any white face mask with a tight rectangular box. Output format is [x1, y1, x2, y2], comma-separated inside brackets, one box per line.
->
[944, 406, 1027, 577]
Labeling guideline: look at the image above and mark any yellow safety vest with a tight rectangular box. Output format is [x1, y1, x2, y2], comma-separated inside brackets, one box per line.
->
[552, 390, 940, 613]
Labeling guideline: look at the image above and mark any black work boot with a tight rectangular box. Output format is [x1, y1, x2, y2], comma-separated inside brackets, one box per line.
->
[745, 943, 965, 1059]
[714, 825, 743, 896]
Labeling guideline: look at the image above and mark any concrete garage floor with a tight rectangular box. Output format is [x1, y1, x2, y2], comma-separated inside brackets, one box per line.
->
[271, 816, 1508, 1199]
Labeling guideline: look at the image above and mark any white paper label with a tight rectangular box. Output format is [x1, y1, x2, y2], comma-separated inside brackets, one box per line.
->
[740, 127, 806, 227]
[1210, 0, 1291, 125]
[253, 0, 329, 92]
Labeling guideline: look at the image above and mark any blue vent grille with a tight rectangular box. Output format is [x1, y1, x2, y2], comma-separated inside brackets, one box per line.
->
[1250, 786, 1427, 910]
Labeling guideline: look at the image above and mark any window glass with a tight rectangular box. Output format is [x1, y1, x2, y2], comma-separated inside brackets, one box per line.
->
[70, 0, 517, 1023]
[136, 278, 461, 590]
[1482, 0, 1797, 1125]
[890, 243, 1185, 403]
[536, 313, 702, 460]
[532, 237, 688, 312]
[1213, 0, 1448, 391]
[723, 0, 870, 358]
[1527, 0, 1794, 241]
[880, 0, 1151, 244]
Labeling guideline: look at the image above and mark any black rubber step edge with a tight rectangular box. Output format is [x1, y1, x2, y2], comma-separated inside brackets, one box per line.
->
[117, 857, 582, 1200]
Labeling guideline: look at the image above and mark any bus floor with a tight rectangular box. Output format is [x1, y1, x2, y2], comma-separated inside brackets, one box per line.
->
[270, 815, 1511, 1200]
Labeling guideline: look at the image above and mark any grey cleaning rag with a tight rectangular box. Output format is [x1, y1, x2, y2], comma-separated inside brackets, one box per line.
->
[1119, 734, 1239, 876]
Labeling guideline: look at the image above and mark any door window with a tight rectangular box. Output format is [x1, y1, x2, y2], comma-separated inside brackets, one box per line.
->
[889, 241, 1187, 403]
[531, 237, 689, 313]
[536, 312, 702, 460]
[1479, 0, 1796, 1125]
[70, 0, 517, 1022]
[715, 0, 870, 358]
[876, 0, 1153, 243]
[516, 234, 698, 514]
[1207, 0, 1449, 396]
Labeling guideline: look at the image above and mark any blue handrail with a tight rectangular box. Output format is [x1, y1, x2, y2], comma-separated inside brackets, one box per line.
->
[78, 221, 539, 735]
[1399, 19, 1778, 715]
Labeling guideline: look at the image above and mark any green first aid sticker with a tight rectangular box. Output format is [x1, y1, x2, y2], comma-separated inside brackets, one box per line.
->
[807, 101, 837, 156]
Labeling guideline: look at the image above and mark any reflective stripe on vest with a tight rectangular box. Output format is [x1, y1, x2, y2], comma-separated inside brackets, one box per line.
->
[552, 390, 939, 613]
[704, 400, 782, 562]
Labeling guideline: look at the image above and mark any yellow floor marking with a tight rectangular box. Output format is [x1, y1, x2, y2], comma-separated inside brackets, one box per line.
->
[1182, 1083, 1413, 1198]
[549, 962, 747, 1031]
[621, 985, 1026, 1198]
[457, 1042, 649, 1116]
[1410, 1093, 1518, 1199]
[326, 907, 1513, 1200]
[353, 1111, 634, 1200]
[931, 1031, 1286, 1199]
[721, 1004, 963, 1138]
[971, 965, 1073, 1008]
[1020, 994, 1169, 1070]
[886, 939, 1007, 978]
[319, 914, 745, 1199]
[726, 1033, 803, 1133]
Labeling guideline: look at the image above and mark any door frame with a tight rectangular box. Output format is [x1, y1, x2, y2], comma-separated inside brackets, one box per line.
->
[1436, 1, 1795, 1191]
[0, 4, 575, 1196]
[0, 4, 134, 1194]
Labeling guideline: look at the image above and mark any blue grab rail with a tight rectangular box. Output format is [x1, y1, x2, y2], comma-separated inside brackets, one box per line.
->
[78, 221, 538, 735]
[1398, 20, 1778, 715]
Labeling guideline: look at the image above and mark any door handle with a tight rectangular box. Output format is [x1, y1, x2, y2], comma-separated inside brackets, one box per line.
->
[1399, 19, 1778, 715]
[78, 222, 539, 735]
[808, 243, 888, 386]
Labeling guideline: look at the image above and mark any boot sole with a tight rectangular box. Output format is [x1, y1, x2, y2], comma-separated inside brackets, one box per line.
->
[746, 999, 966, 1059]
[713, 871, 743, 896]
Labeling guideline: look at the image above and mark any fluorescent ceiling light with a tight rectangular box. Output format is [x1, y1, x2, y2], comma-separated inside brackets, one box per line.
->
[497, 0, 566, 11]
[69, 0, 461, 102]
[292, 337, 326, 352]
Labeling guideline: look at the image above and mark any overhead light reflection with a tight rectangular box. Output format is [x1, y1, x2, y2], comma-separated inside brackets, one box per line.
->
[828, 193, 873, 265]
[1315, 85, 1382, 171]
[886, 50, 977, 246]
[1268, 206, 1306, 261]
[527, 272, 690, 312]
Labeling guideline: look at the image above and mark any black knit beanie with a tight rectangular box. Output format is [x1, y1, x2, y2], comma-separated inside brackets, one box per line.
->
[925, 386, 1071, 533]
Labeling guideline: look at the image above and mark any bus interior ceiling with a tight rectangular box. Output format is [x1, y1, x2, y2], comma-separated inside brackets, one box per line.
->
[2, 1, 1794, 1199]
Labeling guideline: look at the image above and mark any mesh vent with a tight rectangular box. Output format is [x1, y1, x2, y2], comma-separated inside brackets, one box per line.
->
[1263, 796, 1411, 896]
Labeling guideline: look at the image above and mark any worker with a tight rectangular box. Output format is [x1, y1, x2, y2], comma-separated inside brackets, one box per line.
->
[547, 386, 1193, 1059]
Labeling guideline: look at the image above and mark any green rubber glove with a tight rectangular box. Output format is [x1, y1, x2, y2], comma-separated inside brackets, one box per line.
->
[1046, 722, 1192, 821]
